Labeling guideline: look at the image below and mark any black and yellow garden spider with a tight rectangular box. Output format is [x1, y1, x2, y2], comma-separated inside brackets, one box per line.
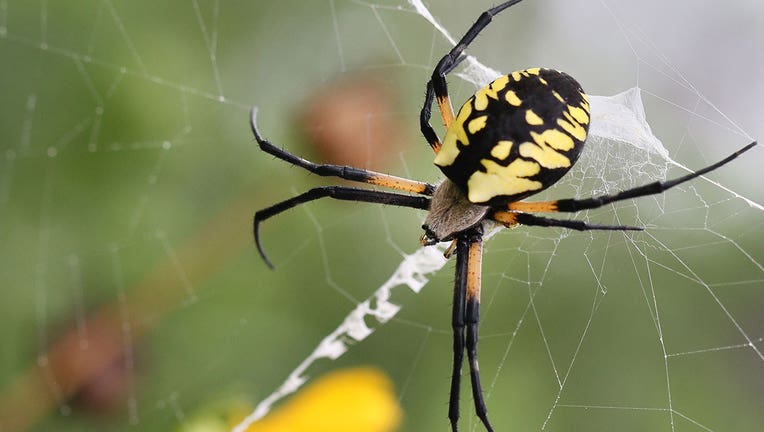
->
[252, 1, 756, 430]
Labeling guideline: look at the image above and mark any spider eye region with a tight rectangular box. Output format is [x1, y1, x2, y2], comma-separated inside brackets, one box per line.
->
[435, 68, 591, 206]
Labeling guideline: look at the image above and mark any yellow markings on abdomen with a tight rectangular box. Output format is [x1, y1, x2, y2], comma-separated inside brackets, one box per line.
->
[531, 128, 574, 151]
[525, 109, 544, 125]
[505, 90, 522, 106]
[558, 112, 587, 141]
[467, 158, 542, 203]
[580, 92, 590, 109]
[474, 75, 510, 111]
[568, 105, 589, 125]
[436, 101, 474, 167]
[519, 141, 571, 169]
[468, 115, 488, 134]
[490, 140, 513, 160]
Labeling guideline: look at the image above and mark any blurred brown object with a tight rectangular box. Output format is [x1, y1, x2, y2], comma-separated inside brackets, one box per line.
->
[299, 73, 406, 172]
[47, 312, 132, 415]
[0, 74, 408, 432]
[70, 337, 130, 414]
[0, 193, 256, 432]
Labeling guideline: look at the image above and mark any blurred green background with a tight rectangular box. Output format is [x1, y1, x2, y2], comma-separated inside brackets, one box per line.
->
[1, 1, 762, 431]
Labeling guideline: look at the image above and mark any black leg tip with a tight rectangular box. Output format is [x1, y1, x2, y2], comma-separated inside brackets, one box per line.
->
[254, 215, 276, 270]
[250, 106, 265, 142]
[741, 141, 757, 154]
[478, 414, 495, 432]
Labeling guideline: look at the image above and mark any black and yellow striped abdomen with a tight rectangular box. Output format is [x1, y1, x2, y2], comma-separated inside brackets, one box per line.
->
[434, 68, 590, 206]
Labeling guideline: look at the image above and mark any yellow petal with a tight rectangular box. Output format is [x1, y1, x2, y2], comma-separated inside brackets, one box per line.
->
[246, 367, 402, 432]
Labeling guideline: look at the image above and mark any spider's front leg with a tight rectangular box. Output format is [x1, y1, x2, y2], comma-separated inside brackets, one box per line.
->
[450, 225, 493, 432]
[251, 108, 435, 195]
[419, 0, 525, 154]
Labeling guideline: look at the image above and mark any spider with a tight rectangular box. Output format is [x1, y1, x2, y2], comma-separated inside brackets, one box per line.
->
[251, 1, 756, 430]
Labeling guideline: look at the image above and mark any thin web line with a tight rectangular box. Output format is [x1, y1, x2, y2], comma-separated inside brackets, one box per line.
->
[191, 0, 225, 99]
[1, 2, 759, 431]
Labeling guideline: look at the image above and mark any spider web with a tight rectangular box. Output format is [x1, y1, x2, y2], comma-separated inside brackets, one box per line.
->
[0, 1, 762, 432]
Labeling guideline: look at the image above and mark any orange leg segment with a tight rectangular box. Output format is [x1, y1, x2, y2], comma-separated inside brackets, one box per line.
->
[506, 200, 559, 213]
[437, 95, 456, 132]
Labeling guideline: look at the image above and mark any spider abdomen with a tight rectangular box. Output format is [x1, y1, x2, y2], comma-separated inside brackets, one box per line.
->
[434, 68, 590, 206]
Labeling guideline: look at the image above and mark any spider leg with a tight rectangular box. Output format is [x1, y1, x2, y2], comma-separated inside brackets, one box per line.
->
[255, 186, 430, 268]
[449, 238, 466, 431]
[252, 108, 435, 195]
[420, 54, 468, 153]
[450, 225, 493, 432]
[420, 0, 525, 154]
[493, 211, 642, 232]
[507, 141, 757, 214]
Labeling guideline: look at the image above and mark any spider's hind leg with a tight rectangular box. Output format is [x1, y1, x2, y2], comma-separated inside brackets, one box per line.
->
[504, 141, 757, 215]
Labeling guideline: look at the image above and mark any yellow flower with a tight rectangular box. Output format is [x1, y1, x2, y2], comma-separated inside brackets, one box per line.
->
[247, 367, 402, 432]
[179, 367, 402, 432]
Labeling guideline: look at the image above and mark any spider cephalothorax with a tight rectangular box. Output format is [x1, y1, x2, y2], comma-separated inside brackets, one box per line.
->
[252, 1, 755, 430]
[420, 179, 489, 246]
